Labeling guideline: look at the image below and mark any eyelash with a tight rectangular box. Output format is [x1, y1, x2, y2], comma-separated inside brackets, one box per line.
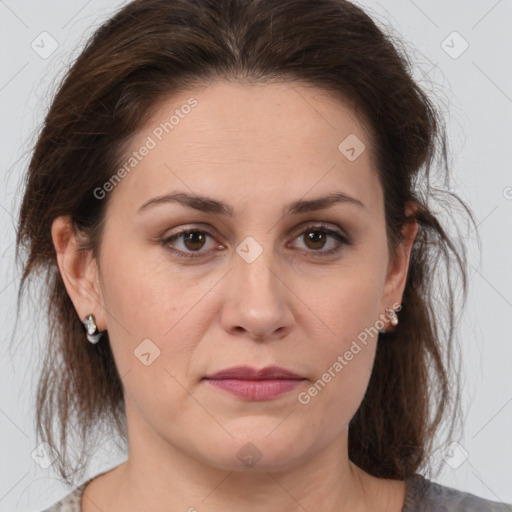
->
[160, 224, 351, 260]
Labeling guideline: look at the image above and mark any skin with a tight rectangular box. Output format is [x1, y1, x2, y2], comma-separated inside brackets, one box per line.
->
[52, 80, 418, 512]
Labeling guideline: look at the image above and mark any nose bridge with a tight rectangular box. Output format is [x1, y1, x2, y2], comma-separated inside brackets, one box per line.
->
[221, 233, 293, 338]
[233, 233, 283, 304]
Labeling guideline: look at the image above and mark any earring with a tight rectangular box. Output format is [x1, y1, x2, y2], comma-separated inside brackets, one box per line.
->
[385, 307, 399, 327]
[83, 314, 103, 344]
[378, 306, 400, 334]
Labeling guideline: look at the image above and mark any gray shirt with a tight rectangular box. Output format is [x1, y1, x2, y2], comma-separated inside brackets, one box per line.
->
[41, 473, 512, 511]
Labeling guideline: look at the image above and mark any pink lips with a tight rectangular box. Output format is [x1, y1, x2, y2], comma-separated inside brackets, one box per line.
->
[204, 365, 305, 401]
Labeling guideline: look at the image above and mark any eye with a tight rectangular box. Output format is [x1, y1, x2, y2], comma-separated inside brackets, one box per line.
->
[161, 229, 220, 259]
[161, 224, 351, 260]
[288, 224, 351, 257]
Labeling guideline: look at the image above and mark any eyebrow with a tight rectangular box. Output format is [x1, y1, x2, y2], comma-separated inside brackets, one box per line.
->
[137, 191, 366, 216]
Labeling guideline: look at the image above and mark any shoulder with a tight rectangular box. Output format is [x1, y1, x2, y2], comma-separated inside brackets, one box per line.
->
[404, 474, 512, 512]
[39, 480, 90, 512]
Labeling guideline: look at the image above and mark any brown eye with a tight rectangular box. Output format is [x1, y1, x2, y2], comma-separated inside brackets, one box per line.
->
[182, 231, 207, 251]
[162, 229, 219, 259]
[303, 230, 328, 250]
[289, 224, 350, 258]
[162, 224, 350, 260]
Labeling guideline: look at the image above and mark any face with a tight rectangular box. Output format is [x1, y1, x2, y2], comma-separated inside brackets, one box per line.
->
[66, 80, 414, 472]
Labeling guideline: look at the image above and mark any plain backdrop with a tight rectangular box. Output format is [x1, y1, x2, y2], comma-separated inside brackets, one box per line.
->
[1, 1, 511, 510]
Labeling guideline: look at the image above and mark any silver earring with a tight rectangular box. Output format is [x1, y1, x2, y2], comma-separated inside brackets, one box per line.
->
[83, 314, 103, 344]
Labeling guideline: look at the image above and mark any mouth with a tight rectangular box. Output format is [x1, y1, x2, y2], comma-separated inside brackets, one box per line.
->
[203, 365, 306, 401]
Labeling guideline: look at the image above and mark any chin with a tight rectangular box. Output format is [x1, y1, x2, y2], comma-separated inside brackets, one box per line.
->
[198, 428, 314, 473]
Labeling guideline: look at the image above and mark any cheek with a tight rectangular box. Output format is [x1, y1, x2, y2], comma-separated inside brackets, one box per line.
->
[293, 250, 385, 416]
[99, 229, 184, 328]
[300, 250, 386, 349]
[297, 281, 379, 429]
[97, 233, 223, 382]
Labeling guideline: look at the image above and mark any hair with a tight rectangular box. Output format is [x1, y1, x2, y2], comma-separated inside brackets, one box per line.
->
[15, 0, 474, 485]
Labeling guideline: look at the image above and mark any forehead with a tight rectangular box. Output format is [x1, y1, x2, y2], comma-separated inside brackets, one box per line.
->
[110, 80, 382, 216]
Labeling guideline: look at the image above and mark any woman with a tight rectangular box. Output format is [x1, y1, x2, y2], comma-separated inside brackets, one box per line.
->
[15, 0, 511, 510]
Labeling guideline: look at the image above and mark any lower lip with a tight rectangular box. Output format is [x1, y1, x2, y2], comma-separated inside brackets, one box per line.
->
[205, 378, 305, 400]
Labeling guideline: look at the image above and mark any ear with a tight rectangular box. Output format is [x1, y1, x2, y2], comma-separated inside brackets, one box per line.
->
[381, 201, 419, 315]
[51, 216, 106, 331]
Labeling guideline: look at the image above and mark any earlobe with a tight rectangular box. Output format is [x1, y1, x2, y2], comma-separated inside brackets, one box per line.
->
[51, 216, 106, 331]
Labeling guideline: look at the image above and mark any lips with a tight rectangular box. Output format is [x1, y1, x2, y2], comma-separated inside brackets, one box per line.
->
[204, 365, 303, 380]
[203, 366, 305, 400]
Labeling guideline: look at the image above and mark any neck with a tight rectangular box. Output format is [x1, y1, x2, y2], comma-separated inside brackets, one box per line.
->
[83, 402, 405, 512]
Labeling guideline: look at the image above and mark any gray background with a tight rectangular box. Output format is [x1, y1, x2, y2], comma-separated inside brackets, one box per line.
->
[1, 0, 511, 510]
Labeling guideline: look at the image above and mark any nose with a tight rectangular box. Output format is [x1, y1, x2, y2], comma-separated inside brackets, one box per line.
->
[219, 246, 294, 341]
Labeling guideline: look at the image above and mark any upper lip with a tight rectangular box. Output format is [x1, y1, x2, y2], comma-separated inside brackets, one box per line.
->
[204, 365, 303, 380]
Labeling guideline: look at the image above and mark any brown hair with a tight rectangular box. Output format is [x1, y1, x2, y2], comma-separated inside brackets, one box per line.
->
[16, 0, 474, 484]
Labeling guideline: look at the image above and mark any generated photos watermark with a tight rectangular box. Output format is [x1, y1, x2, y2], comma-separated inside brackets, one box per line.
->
[297, 302, 401, 405]
[93, 97, 198, 200]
